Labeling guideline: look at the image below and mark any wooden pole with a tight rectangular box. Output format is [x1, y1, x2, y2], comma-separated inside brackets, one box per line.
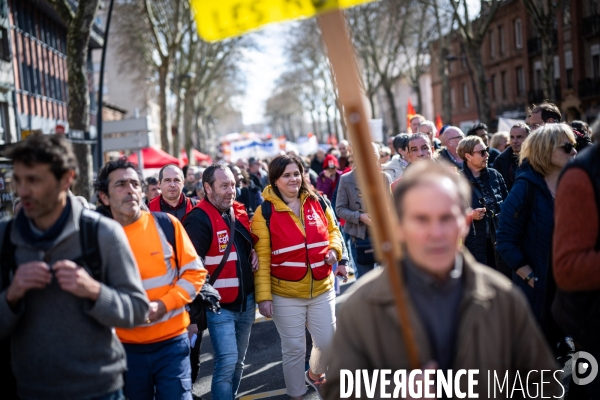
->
[317, 9, 420, 370]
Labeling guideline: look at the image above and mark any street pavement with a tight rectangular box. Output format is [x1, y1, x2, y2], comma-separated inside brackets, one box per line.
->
[192, 272, 360, 399]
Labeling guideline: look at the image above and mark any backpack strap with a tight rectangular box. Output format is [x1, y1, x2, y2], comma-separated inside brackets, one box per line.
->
[152, 212, 178, 268]
[1, 219, 16, 291]
[79, 209, 103, 282]
[262, 200, 273, 231]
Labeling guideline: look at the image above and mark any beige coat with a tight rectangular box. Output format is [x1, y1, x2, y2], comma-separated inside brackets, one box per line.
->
[323, 250, 562, 399]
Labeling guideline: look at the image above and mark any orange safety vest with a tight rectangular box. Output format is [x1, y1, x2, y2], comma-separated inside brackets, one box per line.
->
[197, 200, 252, 303]
[270, 198, 331, 281]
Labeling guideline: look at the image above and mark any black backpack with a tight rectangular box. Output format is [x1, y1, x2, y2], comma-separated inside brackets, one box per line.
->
[0, 210, 177, 397]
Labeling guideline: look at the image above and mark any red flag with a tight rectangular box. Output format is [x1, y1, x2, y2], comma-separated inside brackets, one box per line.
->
[407, 98, 416, 133]
[435, 114, 443, 134]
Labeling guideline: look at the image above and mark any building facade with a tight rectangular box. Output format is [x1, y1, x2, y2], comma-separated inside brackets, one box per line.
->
[431, 0, 600, 130]
[8, 0, 102, 138]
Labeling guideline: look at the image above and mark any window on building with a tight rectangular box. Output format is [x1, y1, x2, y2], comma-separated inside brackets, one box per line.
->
[593, 55, 600, 79]
[534, 61, 542, 90]
[491, 74, 496, 100]
[463, 83, 470, 107]
[499, 26, 505, 56]
[451, 87, 456, 109]
[0, 27, 9, 62]
[490, 30, 496, 58]
[516, 67, 525, 96]
[514, 19, 523, 49]
[563, 2, 571, 26]
[501, 71, 507, 99]
[0, 102, 10, 145]
[565, 50, 573, 89]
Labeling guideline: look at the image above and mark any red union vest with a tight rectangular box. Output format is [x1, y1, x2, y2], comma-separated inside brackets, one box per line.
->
[148, 194, 195, 214]
[270, 197, 331, 281]
[197, 200, 251, 304]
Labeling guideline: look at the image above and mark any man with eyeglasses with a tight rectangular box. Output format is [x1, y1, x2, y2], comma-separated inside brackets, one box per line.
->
[528, 102, 562, 131]
[149, 164, 199, 222]
[437, 126, 465, 170]
[457, 136, 509, 276]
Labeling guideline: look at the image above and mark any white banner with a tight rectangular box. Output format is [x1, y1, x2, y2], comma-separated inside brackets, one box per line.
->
[294, 135, 320, 156]
[228, 139, 281, 162]
[498, 117, 524, 133]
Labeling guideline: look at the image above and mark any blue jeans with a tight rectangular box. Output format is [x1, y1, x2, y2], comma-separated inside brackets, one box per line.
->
[207, 293, 256, 400]
[349, 238, 375, 279]
[123, 333, 192, 400]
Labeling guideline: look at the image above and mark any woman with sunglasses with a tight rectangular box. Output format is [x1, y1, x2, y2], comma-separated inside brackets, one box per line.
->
[456, 136, 509, 275]
[496, 123, 577, 349]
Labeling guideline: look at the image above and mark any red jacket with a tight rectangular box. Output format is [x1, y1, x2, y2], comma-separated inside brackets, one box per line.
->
[270, 197, 331, 281]
[196, 200, 254, 303]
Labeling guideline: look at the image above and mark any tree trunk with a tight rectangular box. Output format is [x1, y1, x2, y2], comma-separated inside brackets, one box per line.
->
[64, 0, 101, 200]
[311, 110, 318, 136]
[414, 83, 423, 116]
[368, 92, 376, 119]
[173, 84, 183, 157]
[336, 98, 347, 139]
[465, 43, 491, 126]
[183, 88, 196, 163]
[158, 64, 172, 155]
[540, 32, 555, 102]
[383, 83, 400, 134]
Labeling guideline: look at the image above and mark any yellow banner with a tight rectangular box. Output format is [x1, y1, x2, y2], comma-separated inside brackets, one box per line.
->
[191, 0, 376, 41]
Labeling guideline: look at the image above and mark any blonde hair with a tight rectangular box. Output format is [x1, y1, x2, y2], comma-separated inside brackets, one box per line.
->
[456, 136, 484, 161]
[519, 123, 575, 176]
[490, 131, 509, 150]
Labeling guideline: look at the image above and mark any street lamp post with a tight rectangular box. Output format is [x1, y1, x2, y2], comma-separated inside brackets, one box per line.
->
[96, 0, 115, 168]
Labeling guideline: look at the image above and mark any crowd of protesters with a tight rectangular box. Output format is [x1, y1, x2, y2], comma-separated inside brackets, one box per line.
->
[1, 100, 599, 400]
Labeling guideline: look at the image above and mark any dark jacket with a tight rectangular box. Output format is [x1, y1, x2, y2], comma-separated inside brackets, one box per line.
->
[236, 181, 263, 218]
[493, 146, 520, 191]
[462, 166, 508, 265]
[437, 148, 463, 170]
[183, 203, 255, 312]
[496, 162, 555, 323]
[488, 147, 501, 167]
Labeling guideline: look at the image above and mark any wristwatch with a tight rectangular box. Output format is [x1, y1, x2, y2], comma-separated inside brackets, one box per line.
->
[524, 271, 537, 283]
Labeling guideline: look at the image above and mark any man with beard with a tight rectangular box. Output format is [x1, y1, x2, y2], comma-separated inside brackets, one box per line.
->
[493, 123, 530, 191]
[183, 165, 258, 399]
[0, 134, 149, 399]
[149, 164, 198, 222]
[95, 158, 206, 400]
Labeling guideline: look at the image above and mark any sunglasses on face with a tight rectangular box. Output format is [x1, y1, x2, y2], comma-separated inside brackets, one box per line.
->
[558, 142, 575, 154]
[471, 147, 489, 157]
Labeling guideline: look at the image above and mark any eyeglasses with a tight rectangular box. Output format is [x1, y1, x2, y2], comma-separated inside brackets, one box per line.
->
[447, 136, 464, 141]
[558, 142, 575, 154]
[471, 147, 489, 157]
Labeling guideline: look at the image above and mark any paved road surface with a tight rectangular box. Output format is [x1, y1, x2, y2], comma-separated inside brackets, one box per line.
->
[192, 273, 359, 399]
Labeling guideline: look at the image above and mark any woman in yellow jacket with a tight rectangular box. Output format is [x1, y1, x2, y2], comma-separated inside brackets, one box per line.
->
[252, 154, 345, 400]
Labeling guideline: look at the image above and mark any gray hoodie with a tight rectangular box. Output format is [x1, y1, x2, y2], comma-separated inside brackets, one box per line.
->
[0, 195, 149, 399]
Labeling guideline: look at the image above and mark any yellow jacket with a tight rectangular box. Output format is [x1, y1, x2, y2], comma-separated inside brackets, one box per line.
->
[252, 186, 343, 303]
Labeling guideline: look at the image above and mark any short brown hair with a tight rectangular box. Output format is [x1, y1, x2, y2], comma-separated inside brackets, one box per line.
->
[393, 160, 471, 220]
[531, 102, 562, 122]
[4, 133, 78, 181]
[456, 136, 484, 162]
[520, 123, 575, 176]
